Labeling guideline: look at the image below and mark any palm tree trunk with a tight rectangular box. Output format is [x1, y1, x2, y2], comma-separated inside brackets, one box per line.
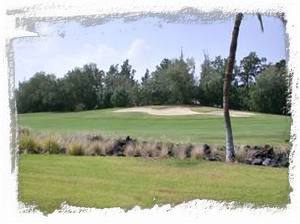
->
[224, 13, 243, 162]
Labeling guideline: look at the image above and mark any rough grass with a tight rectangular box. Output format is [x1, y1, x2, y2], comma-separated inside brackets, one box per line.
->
[19, 154, 290, 214]
[18, 107, 291, 146]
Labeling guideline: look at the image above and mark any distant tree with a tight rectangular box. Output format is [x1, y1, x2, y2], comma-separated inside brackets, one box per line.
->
[111, 88, 131, 107]
[103, 59, 139, 107]
[82, 63, 105, 108]
[103, 64, 119, 107]
[159, 58, 171, 70]
[249, 61, 288, 114]
[16, 49, 287, 117]
[60, 63, 102, 111]
[198, 55, 254, 110]
[238, 52, 267, 89]
[141, 69, 150, 86]
[199, 56, 226, 107]
[16, 72, 58, 113]
[143, 56, 196, 105]
[138, 69, 151, 105]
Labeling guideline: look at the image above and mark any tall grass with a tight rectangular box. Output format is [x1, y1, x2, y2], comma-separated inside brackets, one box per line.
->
[17, 128, 289, 164]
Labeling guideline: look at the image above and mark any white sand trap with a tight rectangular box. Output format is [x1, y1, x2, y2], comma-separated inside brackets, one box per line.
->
[204, 110, 254, 117]
[114, 106, 254, 117]
[115, 106, 199, 116]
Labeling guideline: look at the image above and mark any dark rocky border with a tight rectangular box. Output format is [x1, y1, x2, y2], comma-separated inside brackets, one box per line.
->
[18, 128, 290, 168]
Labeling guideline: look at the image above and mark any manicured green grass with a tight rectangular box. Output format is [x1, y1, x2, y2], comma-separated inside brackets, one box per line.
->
[19, 155, 290, 213]
[18, 107, 291, 146]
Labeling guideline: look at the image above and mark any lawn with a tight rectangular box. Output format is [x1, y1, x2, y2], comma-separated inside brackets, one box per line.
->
[19, 154, 290, 214]
[18, 107, 291, 213]
[18, 107, 291, 146]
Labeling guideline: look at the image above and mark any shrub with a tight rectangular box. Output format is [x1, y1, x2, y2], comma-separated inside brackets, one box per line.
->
[87, 134, 103, 142]
[173, 145, 187, 160]
[68, 143, 85, 156]
[235, 145, 250, 163]
[19, 136, 40, 154]
[43, 139, 61, 154]
[124, 143, 140, 157]
[139, 142, 159, 157]
[86, 142, 104, 156]
[19, 128, 30, 136]
[210, 145, 225, 161]
[191, 145, 204, 160]
[163, 142, 175, 158]
[102, 139, 117, 155]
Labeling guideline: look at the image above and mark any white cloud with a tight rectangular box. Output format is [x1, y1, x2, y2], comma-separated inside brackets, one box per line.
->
[126, 38, 151, 60]
[95, 44, 119, 61]
[15, 34, 153, 83]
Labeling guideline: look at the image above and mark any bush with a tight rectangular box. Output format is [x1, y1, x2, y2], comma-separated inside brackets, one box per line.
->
[173, 145, 187, 160]
[102, 139, 117, 155]
[19, 136, 40, 154]
[191, 145, 204, 160]
[139, 142, 159, 157]
[43, 139, 61, 154]
[86, 142, 104, 156]
[68, 143, 85, 156]
[19, 128, 30, 136]
[158, 142, 173, 158]
[124, 143, 140, 157]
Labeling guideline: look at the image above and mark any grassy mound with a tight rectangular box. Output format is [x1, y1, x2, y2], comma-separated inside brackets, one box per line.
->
[18, 107, 291, 146]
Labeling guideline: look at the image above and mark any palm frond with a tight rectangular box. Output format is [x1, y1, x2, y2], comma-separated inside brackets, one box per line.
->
[257, 13, 264, 32]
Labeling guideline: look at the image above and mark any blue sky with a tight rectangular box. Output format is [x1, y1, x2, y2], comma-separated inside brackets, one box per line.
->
[13, 15, 286, 84]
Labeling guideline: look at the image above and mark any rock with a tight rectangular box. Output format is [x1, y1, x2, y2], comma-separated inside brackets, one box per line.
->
[254, 145, 262, 150]
[243, 145, 252, 152]
[270, 152, 289, 167]
[270, 159, 279, 167]
[203, 153, 222, 162]
[245, 150, 260, 163]
[185, 145, 193, 158]
[60, 147, 66, 154]
[245, 146, 275, 164]
[207, 157, 217, 161]
[261, 147, 275, 159]
[252, 158, 263, 165]
[125, 136, 133, 143]
[245, 160, 252, 165]
[278, 153, 289, 167]
[262, 158, 272, 166]
[106, 136, 135, 156]
[87, 135, 103, 141]
[203, 144, 211, 156]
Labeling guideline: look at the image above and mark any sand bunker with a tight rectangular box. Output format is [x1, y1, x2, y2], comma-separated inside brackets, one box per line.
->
[115, 106, 199, 116]
[114, 106, 254, 117]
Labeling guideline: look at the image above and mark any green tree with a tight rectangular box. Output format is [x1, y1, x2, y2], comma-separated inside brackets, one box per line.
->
[249, 61, 288, 114]
[138, 69, 151, 106]
[60, 63, 102, 111]
[199, 56, 226, 107]
[239, 52, 266, 89]
[144, 56, 196, 105]
[16, 72, 58, 113]
[103, 59, 139, 107]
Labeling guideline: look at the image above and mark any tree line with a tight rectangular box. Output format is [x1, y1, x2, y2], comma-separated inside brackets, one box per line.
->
[16, 51, 289, 115]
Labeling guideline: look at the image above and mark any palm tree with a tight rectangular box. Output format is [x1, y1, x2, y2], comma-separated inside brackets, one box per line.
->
[223, 13, 263, 162]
